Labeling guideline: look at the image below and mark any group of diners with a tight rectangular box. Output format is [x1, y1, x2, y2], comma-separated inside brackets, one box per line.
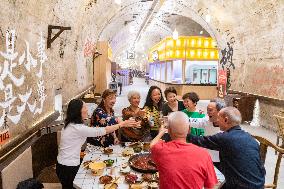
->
[56, 85, 266, 189]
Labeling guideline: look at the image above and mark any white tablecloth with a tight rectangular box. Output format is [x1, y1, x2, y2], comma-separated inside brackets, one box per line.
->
[73, 144, 225, 189]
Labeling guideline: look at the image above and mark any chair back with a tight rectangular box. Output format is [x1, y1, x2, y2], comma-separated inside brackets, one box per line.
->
[253, 135, 284, 189]
[274, 115, 284, 139]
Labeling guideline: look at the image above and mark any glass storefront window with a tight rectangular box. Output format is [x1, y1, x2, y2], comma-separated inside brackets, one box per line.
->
[209, 69, 217, 84]
[166, 62, 172, 83]
[185, 61, 218, 84]
[172, 60, 183, 84]
[161, 63, 166, 81]
[192, 69, 201, 84]
[149, 64, 154, 79]
[154, 64, 161, 80]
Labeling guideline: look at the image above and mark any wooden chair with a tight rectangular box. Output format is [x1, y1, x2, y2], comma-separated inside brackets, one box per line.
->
[273, 114, 284, 154]
[253, 135, 284, 189]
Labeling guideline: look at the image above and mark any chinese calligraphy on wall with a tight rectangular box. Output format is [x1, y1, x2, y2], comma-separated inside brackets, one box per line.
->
[0, 30, 48, 144]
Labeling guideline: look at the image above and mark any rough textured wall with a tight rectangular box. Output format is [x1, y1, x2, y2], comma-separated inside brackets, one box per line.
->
[0, 0, 94, 144]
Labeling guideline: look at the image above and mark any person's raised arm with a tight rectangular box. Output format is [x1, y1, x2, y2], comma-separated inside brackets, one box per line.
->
[105, 119, 139, 134]
[150, 126, 167, 148]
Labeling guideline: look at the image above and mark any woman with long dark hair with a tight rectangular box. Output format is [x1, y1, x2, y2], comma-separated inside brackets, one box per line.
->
[56, 99, 137, 189]
[143, 85, 164, 139]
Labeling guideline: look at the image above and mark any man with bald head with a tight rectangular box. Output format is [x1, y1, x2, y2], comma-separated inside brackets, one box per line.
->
[150, 111, 218, 189]
[187, 107, 265, 189]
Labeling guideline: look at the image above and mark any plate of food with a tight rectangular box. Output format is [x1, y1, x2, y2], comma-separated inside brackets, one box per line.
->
[128, 153, 157, 173]
[99, 175, 113, 184]
[103, 147, 113, 155]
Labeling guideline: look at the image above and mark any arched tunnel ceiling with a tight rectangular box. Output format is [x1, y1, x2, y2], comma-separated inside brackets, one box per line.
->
[94, 0, 210, 64]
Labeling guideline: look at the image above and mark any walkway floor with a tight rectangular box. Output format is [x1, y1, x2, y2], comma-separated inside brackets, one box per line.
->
[114, 77, 284, 187]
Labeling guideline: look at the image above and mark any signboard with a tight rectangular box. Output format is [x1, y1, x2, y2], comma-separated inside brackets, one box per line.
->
[218, 70, 227, 98]
[152, 50, 159, 61]
[127, 51, 135, 59]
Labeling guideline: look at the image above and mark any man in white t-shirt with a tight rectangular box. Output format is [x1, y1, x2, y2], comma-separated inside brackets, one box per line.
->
[190, 98, 226, 136]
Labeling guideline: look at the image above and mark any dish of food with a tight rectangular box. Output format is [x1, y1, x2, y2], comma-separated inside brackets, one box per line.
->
[89, 162, 106, 176]
[142, 173, 152, 182]
[103, 159, 114, 167]
[122, 148, 134, 157]
[142, 143, 150, 151]
[148, 182, 158, 189]
[99, 175, 113, 184]
[103, 148, 113, 155]
[104, 183, 118, 189]
[128, 153, 157, 173]
[125, 173, 138, 184]
[133, 146, 142, 153]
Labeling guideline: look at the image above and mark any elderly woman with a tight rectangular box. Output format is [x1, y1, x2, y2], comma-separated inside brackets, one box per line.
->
[121, 91, 150, 142]
[87, 89, 139, 147]
[144, 86, 164, 139]
[162, 87, 185, 116]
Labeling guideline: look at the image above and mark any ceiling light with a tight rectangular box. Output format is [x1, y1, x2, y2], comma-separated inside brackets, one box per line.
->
[129, 26, 135, 33]
[172, 28, 178, 40]
[200, 30, 203, 34]
[114, 0, 121, 5]
[205, 14, 211, 23]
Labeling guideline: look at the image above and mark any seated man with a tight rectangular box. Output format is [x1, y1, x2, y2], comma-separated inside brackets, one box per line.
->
[189, 98, 226, 136]
[187, 107, 265, 189]
[150, 111, 218, 189]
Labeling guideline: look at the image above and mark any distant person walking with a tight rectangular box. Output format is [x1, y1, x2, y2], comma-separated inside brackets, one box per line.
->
[116, 72, 124, 95]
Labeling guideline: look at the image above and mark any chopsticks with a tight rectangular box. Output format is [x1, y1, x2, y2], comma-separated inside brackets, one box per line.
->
[106, 176, 120, 189]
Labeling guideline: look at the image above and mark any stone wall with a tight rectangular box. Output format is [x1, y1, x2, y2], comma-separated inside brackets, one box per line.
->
[0, 0, 94, 145]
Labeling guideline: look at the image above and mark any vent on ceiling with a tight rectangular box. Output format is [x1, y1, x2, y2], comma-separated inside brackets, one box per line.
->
[140, 0, 153, 2]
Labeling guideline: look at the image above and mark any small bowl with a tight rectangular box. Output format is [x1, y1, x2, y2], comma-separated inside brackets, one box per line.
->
[89, 162, 106, 176]
[104, 148, 113, 155]
[133, 146, 142, 153]
[125, 173, 138, 184]
[103, 159, 114, 167]
[99, 175, 113, 184]
[104, 183, 118, 189]
[143, 143, 150, 151]
[142, 173, 152, 182]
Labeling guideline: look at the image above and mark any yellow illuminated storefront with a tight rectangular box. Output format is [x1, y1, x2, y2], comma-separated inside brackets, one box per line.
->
[148, 36, 219, 99]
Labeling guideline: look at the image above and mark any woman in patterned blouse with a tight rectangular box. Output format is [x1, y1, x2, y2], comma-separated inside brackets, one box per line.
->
[87, 89, 139, 147]
[121, 91, 150, 142]
[143, 86, 164, 139]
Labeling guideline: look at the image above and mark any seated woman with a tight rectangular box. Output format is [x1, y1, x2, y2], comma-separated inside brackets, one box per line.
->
[182, 92, 206, 136]
[162, 87, 185, 116]
[143, 86, 164, 139]
[120, 91, 150, 142]
[87, 89, 139, 147]
[56, 99, 137, 188]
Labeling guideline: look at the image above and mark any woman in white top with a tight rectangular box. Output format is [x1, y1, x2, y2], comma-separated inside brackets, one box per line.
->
[56, 99, 138, 189]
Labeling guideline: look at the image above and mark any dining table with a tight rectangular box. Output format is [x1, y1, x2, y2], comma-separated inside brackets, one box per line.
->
[73, 143, 225, 189]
